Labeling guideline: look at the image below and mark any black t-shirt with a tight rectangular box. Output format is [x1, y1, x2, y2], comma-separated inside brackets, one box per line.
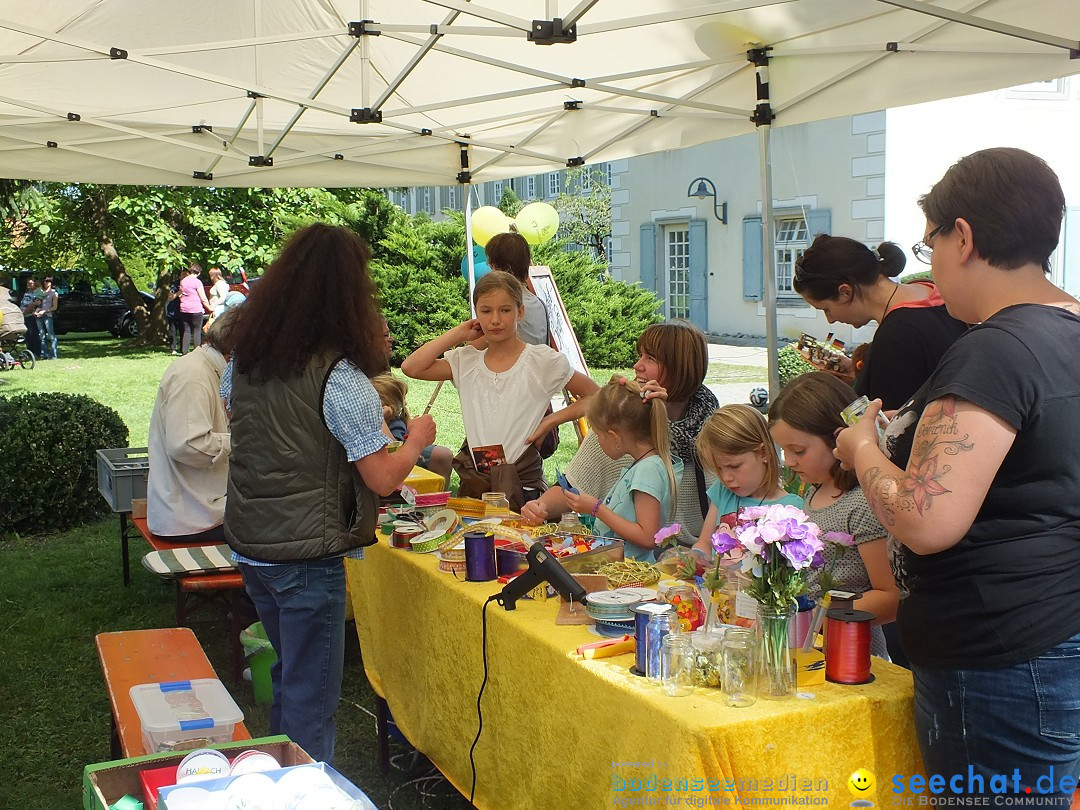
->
[885, 304, 1080, 668]
[854, 302, 968, 410]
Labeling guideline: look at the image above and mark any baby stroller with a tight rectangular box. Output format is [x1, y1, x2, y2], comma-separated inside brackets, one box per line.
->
[0, 287, 35, 370]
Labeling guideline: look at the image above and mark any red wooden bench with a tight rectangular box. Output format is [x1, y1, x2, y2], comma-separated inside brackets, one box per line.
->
[96, 628, 252, 759]
[129, 516, 249, 683]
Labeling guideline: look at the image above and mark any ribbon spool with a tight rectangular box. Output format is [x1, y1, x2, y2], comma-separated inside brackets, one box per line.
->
[824, 608, 875, 684]
[464, 531, 497, 582]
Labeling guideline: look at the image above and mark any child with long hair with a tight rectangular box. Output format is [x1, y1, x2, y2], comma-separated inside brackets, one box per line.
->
[522, 377, 681, 561]
[401, 271, 598, 510]
[691, 404, 803, 556]
[768, 372, 897, 658]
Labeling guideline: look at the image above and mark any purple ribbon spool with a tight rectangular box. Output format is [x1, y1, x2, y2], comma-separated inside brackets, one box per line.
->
[631, 605, 653, 676]
[464, 531, 496, 582]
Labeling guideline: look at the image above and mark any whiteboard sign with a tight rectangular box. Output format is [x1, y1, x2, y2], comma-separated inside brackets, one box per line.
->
[528, 265, 589, 378]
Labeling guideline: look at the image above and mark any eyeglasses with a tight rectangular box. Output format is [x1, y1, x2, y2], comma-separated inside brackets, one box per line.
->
[911, 223, 950, 265]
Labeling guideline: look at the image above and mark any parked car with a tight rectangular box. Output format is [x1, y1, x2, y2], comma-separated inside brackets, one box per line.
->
[6, 271, 155, 336]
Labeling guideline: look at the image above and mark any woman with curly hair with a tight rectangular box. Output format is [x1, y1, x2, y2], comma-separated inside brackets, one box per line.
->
[222, 223, 436, 765]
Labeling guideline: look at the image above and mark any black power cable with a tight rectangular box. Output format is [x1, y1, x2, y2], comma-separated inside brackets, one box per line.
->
[468, 595, 499, 808]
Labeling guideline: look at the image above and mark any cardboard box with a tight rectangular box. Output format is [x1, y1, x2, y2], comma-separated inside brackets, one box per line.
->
[83, 736, 311, 810]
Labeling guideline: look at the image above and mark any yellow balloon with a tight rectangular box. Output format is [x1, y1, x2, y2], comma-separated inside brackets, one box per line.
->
[471, 206, 512, 247]
[514, 202, 560, 246]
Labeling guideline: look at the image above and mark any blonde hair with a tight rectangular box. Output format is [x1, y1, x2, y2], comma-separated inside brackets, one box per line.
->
[696, 404, 782, 497]
[371, 373, 410, 422]
[587, 376, 677, 519]
[472, 270, 523, 308]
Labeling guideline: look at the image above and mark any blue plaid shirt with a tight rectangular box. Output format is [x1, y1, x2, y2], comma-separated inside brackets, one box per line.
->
[221, 358, 388, 565]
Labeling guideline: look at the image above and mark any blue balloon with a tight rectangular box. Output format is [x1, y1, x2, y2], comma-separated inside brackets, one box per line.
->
[460, 245, 491, 282]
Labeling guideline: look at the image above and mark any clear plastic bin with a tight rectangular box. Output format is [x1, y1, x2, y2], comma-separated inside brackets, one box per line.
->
[129, 678, 244, 754]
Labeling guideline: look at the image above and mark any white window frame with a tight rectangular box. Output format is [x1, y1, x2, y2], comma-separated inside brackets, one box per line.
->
[580, 168, 592, 193]
[492, 180, 504, 202]
[447, 186, 457, 210]
[422, 187, 434, 215]
[774, 215, 809, 297]
[664, 224, 691, 320]
[604, 163, 612, 186]
[547, 172, 561, 198]
[525, 176, 536, 199]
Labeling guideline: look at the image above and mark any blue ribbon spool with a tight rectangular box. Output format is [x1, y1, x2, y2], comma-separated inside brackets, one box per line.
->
[464, 531, 496, 582]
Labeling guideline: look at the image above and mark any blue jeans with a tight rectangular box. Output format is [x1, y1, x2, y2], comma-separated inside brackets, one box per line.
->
[240, 557, 347, 764]
[913, 633, 1080, 802]
[38, 314, 57, 359]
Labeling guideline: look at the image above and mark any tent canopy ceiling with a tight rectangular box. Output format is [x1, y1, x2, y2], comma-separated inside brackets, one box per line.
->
[0, 0, 1077, 187]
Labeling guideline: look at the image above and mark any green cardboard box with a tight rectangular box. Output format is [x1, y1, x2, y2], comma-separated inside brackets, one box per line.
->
[83, 736, 312, 810]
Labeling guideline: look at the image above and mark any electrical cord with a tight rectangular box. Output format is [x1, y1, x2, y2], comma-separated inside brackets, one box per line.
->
[468, 595, 499, 808]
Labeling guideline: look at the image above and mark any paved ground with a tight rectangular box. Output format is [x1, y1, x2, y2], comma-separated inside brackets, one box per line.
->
[706, 343, 769, 408]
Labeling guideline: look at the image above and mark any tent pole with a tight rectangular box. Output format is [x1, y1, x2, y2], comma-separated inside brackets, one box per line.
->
[750, 47, 780, 401]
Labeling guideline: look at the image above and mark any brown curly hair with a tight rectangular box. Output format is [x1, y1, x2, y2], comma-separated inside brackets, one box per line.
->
[229, 224, 385, 380]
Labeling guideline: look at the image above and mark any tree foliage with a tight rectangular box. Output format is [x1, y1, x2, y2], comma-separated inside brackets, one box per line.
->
[554, 166, 612, 267]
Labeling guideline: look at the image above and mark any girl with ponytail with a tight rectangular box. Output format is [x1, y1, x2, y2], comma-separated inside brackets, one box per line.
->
[521, 376, 681, 561]
[793, 233, 967, 410]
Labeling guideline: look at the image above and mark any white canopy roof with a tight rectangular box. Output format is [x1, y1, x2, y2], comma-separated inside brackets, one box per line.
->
[0, 1, 1077, 187]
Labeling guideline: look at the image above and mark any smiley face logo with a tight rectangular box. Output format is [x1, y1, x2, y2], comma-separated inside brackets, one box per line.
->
[847, 768, 876, 799]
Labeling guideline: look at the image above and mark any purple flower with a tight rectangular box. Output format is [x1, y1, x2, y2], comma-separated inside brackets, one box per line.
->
[711, 529, 739, 556]
[737, 525, 765, 556]
[654, 523, 682, 546]
[779, 538, 819, 570]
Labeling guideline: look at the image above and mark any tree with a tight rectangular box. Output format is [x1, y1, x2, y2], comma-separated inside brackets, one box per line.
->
[0, 184, 399, 344]
[553, 166, 612, 269]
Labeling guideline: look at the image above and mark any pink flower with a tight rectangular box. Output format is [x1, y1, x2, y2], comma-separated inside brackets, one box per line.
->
[824, 531, 855, 548]
[653, 523, 682, 546]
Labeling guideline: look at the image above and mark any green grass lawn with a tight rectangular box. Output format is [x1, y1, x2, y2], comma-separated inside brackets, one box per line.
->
[0, 333, 765, 810]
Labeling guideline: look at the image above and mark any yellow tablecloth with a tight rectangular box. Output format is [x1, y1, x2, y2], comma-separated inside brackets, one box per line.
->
[348, 543, 924, 809]
[403, 465, 445, 494]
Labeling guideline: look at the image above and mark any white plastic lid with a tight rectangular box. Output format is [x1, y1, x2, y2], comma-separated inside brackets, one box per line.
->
[129, 678, 244, 735]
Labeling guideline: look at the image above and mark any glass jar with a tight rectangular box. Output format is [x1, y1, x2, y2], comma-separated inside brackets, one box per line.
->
[559, 512, 585, 534]
[481, 492, 510, 516]
[661, 633, 695, 697]
[664, 583, 705, 632]
[722, 628, 758, 707]
[690, 629, 725, 688]
[758, 603, 797, 700]
[645, 612, 678, 682]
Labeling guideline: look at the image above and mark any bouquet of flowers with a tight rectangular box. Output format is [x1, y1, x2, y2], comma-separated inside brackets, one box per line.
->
[711, 504, 825, 697]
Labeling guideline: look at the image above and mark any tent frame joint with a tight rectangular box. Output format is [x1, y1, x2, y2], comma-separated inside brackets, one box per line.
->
[566, 156, 584, 167]
[193, 171, 213, 181]
[348, 20, 381, 38]
[109, 47, 127, 60]
[248, 156, 273, 166]
[528, 18, 577, 45]
[192, 125, 213, 133]
[350, 108, 384, 124]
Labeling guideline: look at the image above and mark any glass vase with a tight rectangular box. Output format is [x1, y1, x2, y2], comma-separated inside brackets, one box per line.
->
[757, 603, 796, 700]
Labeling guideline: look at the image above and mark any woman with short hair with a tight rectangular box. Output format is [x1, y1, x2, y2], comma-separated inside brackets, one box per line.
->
[836, 148, 1080, 797]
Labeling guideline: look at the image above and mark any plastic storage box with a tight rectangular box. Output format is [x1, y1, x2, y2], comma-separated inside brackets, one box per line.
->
[129, 679, 244, 754]
[97, 446, 150, 513]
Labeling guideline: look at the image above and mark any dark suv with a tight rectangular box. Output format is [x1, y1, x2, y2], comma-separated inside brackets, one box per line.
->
[6, 271, 155, 336]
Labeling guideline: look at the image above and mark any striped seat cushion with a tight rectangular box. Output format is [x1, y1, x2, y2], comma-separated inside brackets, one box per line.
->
[142, 544, 237, 577]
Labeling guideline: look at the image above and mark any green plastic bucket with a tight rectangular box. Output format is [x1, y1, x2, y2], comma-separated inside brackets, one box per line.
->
[240, 622, 276, 705]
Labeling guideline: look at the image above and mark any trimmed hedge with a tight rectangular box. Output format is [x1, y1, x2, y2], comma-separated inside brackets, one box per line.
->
[777, 343, 816, 389]
[0, 392, 128, 536]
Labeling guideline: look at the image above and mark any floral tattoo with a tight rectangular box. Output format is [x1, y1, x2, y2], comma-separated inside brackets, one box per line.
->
[864, 396, 974, 528]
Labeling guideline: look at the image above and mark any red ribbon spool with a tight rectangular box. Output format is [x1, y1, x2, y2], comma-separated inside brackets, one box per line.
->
[824, 608, 875, 685]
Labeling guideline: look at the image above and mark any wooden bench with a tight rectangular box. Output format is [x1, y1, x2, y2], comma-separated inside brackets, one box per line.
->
[129, 517, 249, 683]
[96, 628, 252, 760]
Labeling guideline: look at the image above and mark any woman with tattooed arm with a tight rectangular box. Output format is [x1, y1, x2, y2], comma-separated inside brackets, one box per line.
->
[835, 148, 1080, 801]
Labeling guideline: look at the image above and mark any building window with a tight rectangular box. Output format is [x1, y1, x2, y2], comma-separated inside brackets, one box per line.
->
[422, 187, 434, 215]
[775, 216, 809, 295]
[492, 180, 504, 202]
[547, 172, 561, 198]
[526, 176, 536, 199]
[604, 163, 612, 185]
[580, 168, 592, 193]
[447, 186, 457, 210]
[665, 225, 691, 319]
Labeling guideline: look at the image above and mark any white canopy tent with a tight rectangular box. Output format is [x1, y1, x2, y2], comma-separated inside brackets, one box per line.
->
[1, 0, 1078, 388]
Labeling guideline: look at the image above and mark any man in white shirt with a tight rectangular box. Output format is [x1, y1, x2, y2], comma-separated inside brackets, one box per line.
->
[147, 310, 235, 542]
